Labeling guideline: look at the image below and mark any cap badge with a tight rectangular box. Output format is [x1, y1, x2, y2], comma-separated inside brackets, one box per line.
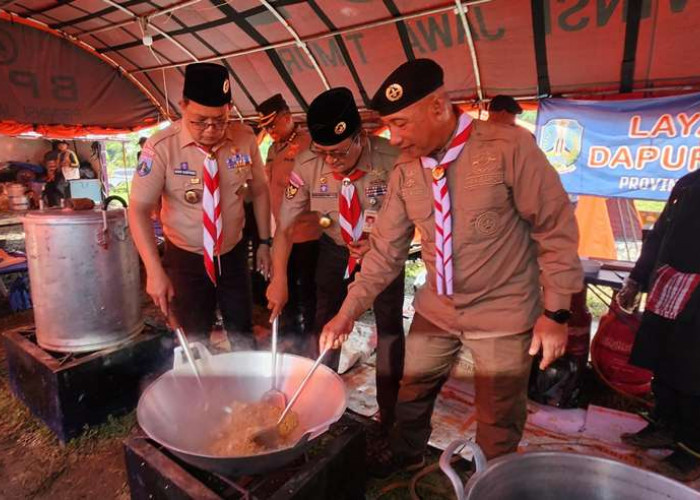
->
[334, 121, 347, 135]
[386, 83, 403, 102]
[223, 79, 230, 94]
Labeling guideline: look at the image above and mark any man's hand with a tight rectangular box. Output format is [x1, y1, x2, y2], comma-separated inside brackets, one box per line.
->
[146, 268, 175, 319]
[347, 240, 370, 260]
[266, 277, 288, 321]
[257, 244, 272, 278]
[616, 278, 640, 313]
[529, 315, 568, 370]
[319, 313, 355, 352]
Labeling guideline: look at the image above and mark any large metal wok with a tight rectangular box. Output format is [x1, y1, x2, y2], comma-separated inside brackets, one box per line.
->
[137, 343, 347, 476]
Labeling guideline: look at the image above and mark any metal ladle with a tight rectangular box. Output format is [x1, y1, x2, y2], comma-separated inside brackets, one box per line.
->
[252, 346, 330, 449]
[260, 317, 286, 409]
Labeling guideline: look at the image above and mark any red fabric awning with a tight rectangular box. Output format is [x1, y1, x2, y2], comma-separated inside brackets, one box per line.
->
[2, 1, 699, 131]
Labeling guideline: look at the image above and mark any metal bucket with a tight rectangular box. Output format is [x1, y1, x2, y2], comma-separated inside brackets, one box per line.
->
[23, 207, 143, 352]
[137, 345, 347, 477]
[440, 440, 700, 500]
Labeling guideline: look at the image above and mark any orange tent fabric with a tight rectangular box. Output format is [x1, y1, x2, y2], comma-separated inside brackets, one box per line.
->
[575, 195, 617, 260]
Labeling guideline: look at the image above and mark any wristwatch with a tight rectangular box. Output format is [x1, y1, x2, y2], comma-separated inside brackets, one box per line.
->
[259, 237, 273, 246]
[544, 309, 572, 324]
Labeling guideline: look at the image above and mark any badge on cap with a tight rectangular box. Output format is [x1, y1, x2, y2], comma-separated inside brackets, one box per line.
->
[184, 189, 201, 204]
[334, 121, 347, 135]
[385, 83, 403, 102]
[223, 79, 230, 94]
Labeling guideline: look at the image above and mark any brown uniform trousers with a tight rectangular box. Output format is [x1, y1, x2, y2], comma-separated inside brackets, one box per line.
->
[393, 313, 532, 459]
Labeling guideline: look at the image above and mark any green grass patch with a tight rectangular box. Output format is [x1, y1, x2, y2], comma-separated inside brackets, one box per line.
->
[634, 200, 665, 213]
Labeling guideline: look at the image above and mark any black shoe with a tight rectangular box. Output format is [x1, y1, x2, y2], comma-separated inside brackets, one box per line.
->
[652, 448, 700, 482]
[366, 437, 425, 479]
[621, 423, 675, 450]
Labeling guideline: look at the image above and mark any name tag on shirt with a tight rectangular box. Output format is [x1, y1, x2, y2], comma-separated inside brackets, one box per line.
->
[174, 162, 196, 176]
[363, 210, 378, 233]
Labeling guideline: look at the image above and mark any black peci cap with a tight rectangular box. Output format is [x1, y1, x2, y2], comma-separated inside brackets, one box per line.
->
[370, 59, 445, 116]
[489, 95, 523, 114]
[307, 87, 361, 146]
[256, 93, 289, 127]
[183, 62, 232, 107]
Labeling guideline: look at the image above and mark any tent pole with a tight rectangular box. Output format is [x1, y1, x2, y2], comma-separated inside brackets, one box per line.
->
[100, 0, 199, 62]
[455, 3, 484, 103]
[256, 0, 330, 90]
[121, 141, 131, 198]
[131, 0, 492, 74]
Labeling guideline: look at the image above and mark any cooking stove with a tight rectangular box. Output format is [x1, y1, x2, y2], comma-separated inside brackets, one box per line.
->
[2, 320, 174, 442]
[124, 414, 366, 500]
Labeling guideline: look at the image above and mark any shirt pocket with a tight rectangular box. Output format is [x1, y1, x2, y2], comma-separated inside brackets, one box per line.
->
[401, 188, 433, 222]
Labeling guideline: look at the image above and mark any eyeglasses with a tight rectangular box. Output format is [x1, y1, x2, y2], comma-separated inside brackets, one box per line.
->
[310, 134, 360, 161]
[188, 118, 229, 131]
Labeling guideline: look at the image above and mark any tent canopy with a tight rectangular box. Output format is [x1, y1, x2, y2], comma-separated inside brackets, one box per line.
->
[1, 0, 699, 133]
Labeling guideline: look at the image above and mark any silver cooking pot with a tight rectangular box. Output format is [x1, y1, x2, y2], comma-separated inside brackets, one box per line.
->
[137, 344, 347, 477]
[440, 440, 700, 500]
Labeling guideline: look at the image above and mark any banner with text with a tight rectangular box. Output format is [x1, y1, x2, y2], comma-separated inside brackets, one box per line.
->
[536, 93, 700, 200]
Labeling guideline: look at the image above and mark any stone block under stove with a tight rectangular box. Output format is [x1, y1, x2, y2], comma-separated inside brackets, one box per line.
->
[124, 414, 366, 500]
[2, 322, 174, 443]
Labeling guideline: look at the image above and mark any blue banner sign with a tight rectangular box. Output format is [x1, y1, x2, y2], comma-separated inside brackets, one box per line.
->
[536, 93, 700, 200]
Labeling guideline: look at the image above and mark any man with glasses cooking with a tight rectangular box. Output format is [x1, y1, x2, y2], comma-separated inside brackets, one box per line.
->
[129, 62, 271, 349]
[266, 87, 405, 434]
[257, 94, 320, 354]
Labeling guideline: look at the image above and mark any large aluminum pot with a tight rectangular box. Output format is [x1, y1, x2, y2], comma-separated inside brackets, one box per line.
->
[137, 344, 347, 477]
[440, 440, 700, 500]
[23, 206, 142, 352]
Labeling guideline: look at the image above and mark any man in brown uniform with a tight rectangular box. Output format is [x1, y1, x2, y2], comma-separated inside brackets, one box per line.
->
[257, 93, 320, 352]
[129, 62, 271, 348]
[321, 59, 583, 474]
[267, 87, 405, 431]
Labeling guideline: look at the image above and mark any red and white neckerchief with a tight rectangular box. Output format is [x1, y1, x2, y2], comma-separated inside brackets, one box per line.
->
[420, 113, 474, 296]
[646, 264, 700, 320]
[334, 169, 367, 279]
[198, 147, 223, 285]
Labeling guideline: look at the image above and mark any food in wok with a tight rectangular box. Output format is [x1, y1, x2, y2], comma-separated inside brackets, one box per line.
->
[208, 400, 299, 456]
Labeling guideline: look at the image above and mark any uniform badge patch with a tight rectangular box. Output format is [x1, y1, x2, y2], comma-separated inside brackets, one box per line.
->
[285, 184, 299, 199]
[137, 158, 152, 177]
[137, 146, 154, 177]
[474, 211, 500, 236]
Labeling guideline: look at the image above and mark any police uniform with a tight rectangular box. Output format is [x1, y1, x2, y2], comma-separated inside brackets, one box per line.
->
[258, 94, 320, 349]
[130, 63, 268, 347]
[337, 60, 583, 460]
[277, 88, 405, 428]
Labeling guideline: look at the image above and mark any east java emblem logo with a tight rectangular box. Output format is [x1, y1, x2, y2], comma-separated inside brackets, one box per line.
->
[538, 119, 583, 174]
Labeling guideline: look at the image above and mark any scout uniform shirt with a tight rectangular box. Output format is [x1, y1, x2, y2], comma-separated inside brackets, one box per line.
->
[130, 120, 265, 255]
[340, 120, 583, 337]
[278, 135, 398, 246]
[264, 128, 321, 243]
